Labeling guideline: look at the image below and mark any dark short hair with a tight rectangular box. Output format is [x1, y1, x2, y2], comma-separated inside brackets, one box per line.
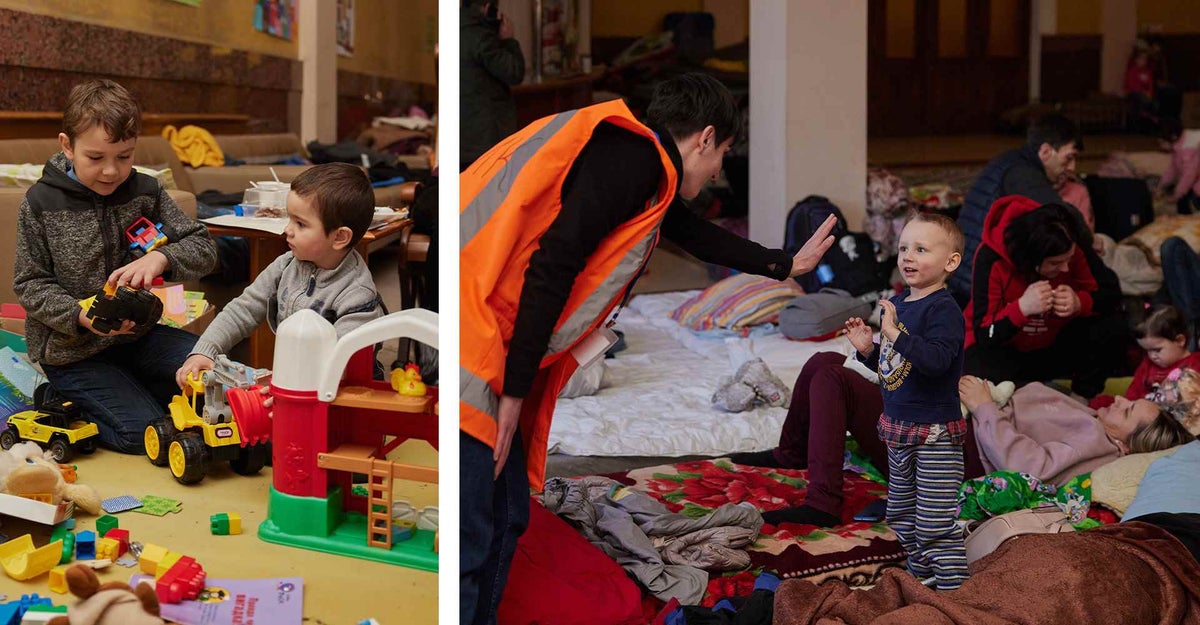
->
[1134, 304, 1189, 342]
[62, 79, 141, 145]
[289, 163, 375, 247]
[646, 73, 742, 145]
[911, 211, 965, 255]
[1027, 113, 1083, 152]
[1003, 203, 1092, 278]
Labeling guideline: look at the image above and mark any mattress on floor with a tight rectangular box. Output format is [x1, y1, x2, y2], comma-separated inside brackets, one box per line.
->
[548, 290, 854, 458]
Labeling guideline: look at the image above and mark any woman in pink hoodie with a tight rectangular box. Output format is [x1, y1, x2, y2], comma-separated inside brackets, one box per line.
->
[959, 376, 1192, 486]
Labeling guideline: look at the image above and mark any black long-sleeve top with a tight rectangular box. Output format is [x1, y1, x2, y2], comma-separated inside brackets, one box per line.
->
[503, 122, 793, 397]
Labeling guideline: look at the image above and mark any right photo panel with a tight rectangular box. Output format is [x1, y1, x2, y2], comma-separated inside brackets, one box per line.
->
[461, 1, 1200, 623]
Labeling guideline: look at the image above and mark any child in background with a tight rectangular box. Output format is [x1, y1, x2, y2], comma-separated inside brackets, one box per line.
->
[176, 163, 384, 387]
[13, 79, 218, 453]
[1127, 305, 1200, 402]
[844, 212, 969, 591]
[1156, 120, 1200, 216]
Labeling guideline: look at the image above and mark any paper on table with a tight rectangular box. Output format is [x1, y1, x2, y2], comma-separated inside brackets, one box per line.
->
[201, 214, 288, 235]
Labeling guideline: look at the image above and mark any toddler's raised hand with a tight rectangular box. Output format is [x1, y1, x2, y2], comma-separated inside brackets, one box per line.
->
[844, 317, 874, 355]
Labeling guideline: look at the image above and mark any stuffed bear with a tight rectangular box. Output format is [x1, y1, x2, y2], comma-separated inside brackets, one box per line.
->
[0, 441, 101, 514]
[46, 564, 172, 625]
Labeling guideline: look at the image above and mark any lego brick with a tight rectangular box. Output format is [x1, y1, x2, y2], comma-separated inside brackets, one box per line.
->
[95, 538, 119, 562]
[95, 515, 118, 537]
[155, 556, 205, 604]
[103, 528, 130, 557]
[209, 512, 242, 535]
[47, 566, 67, 594]
[138, 543, 168, 576]
[74, 530, 95, 560]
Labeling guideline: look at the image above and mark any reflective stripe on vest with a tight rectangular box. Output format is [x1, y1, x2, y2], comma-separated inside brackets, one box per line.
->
[460, 109, 579, 250]
[545, 225, 659, 355]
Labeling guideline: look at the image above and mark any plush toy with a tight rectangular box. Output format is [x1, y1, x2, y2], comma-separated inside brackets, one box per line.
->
[1159, 367, 1200, 435]
[0, 441, 102, 514]
[46, 564, 171, 625]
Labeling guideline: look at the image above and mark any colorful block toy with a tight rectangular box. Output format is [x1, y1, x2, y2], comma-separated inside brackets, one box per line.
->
[95, 537, 120, 562]
[103, 528, 130, 557]
[75, 530, 95, 560]
[47, 566, 68, 594]
[95, 515, 118, 537]
[209, 512, 242, 535]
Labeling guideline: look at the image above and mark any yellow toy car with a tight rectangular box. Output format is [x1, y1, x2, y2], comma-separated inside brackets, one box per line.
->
[0, 384, 99, 463]
[144, 356, 272, 485]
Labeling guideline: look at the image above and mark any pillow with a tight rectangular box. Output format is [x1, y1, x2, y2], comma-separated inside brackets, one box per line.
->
[1092, 446, 1178, 516]
[1125, 214, 1200, 262]
[670, 273, 804, 332]
[1121, 439, 1200, 521]
[133, 164, 177, 190]
[0, 164, 45, 188]
[497, 498, 643, 625]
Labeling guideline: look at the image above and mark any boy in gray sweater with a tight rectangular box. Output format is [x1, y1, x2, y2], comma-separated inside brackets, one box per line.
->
[176, 163, 384, 387]
[14, 79, 218, 453]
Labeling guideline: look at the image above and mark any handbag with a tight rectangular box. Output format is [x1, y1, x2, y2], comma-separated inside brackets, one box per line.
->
[963, 506, 1074, 564]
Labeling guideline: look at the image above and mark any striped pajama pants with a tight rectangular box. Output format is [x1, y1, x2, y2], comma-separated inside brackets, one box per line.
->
[885, 434, 969, 591]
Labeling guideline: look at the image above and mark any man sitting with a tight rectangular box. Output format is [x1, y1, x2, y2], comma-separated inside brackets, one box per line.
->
[951, 114, 1083, 306]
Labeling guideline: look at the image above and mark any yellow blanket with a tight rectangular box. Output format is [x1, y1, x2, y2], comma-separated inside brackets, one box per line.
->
[161, 124, 224, 168]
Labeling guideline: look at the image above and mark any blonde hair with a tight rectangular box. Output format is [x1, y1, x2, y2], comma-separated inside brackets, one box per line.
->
[1128, 409, 1195, 453]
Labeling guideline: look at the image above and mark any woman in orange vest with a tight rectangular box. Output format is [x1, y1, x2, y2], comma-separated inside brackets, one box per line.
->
[460, 73, 838, 625]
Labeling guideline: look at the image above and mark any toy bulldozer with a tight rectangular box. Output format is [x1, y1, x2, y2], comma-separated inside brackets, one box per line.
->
[144, 355, 272, 485]
[80, 284, 162, 333]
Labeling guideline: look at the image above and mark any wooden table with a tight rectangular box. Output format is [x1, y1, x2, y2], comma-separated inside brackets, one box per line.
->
[203, 217, 412, 367]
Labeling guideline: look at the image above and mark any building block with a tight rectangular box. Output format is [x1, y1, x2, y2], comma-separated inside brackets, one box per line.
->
[155, 552, 183, 578]
[74, 531, 95, 561]
[48, 529, 72, 565]
[95, 515, 118, 537]
[0, 536, 63, 581]
[209, 512, 242, 535]
[103, 528, 130, 557]
[19, 604, 67, 625]
[155, 556, 206, 604]
[391, 520, 415, 543]
[47, 566, 67, 594]
[95, 538, 119, 562]
[138, 543, 168, 575]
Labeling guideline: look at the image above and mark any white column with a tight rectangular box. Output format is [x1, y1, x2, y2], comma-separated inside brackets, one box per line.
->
[299, 0, 337, 144]
[1100, 0, 1137, 95]
[1029, 0, 1058, 102]
[749, 0, 868, 245]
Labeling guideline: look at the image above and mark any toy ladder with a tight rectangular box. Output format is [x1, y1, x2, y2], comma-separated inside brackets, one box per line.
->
[368, 458, 394, 549]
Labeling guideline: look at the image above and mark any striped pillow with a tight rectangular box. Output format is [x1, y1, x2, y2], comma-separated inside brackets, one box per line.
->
[670, 273, 804, 332]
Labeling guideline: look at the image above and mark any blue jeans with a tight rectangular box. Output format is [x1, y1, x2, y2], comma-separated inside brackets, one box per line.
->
[41, 325, 198, 453]
[460, 430, 530, 625]
[1161, 236, 1200, 349]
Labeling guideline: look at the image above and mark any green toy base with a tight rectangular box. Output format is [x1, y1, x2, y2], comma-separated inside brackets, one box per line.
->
[258, 486, 438, 572]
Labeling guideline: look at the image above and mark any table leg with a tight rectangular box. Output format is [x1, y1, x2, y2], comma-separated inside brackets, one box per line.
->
[244, 237, 287, 368]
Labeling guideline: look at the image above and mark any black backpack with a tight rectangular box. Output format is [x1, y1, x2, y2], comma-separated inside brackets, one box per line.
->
[785, 196, 847, 293]
[1083, 175, 1155, 242]
[823, 232, 887, 296]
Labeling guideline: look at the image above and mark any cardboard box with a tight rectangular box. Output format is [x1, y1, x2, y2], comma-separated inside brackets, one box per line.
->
[182, 304, 216, 336]
[0, 492, 74, 525]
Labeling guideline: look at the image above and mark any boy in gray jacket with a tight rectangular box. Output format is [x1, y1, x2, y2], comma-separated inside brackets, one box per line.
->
[14, 79, 218, 453]
[176, 163, 383, 387]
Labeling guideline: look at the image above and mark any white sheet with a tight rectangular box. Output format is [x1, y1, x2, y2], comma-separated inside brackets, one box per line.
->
[547, 291, 855, 458]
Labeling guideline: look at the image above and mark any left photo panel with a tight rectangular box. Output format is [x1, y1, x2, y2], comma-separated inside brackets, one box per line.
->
[0, 0, 441, 621]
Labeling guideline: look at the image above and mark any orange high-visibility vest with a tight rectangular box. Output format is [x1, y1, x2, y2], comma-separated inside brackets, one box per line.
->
[460, 99, 678, 489]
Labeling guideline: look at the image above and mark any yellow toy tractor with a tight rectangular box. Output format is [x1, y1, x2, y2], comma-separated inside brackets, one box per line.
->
[1, 383, 99, 463]
[144, 355, 272, 484]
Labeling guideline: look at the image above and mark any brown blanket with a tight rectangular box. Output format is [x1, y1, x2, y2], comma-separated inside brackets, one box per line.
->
[775, 522, 1200, 625]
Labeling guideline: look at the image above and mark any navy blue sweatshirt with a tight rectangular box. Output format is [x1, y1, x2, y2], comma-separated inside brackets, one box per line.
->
[857, 288, 964, 424]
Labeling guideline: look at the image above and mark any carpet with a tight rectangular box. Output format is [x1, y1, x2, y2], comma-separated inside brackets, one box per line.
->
[605, 458, 906, 607]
